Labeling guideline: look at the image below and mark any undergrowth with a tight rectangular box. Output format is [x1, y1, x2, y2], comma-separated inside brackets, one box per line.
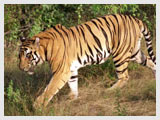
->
[5, 80, 33, 115]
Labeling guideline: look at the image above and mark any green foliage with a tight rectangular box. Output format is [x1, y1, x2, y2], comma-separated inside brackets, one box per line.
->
[29, 19, 42, 37]
[7, 80, 21, 103]
[101, 58, 116, 80]
[5, 80, 33, 115]
[75, 4, 83, 24]
[4, 4, 155, 47]
[128, 62, 139, 71]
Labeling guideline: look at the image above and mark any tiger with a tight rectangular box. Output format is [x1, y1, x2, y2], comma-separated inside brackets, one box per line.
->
[19, 14, 156, 108]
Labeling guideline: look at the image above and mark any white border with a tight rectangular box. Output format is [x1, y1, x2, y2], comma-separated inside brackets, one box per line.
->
[1, 0, 160, 120]
[156, 2, 160, 117]
[0, 0, 158, 4]
[0, 2, 4, 118]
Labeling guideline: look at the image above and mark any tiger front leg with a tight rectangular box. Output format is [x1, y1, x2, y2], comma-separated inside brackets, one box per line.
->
[33, 71, 71, 109]
[68, 70, 78, 100]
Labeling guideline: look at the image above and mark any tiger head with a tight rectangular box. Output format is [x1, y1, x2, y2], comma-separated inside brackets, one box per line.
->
[19, 37, 43, 75]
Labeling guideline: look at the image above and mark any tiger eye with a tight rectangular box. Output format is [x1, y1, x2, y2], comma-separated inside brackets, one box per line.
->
[26, 53, 31, 59]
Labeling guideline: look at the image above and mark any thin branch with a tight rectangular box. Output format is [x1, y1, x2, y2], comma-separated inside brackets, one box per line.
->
[4, 25, 32, 36]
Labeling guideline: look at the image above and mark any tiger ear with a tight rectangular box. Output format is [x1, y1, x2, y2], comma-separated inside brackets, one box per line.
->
[35, 37, 40, 48]
[20, 37, 26, 42]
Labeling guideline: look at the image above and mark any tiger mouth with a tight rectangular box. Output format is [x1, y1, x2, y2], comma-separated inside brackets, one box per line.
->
[28, 66, 35, 75]
[24, 66, 35, 75]
[27, 71, 34, 75]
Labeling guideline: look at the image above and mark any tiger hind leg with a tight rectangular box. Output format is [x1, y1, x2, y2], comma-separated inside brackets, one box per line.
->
[108, 60, 129, 90]
[68, 70, 78, 99]
[131, 50, 156, 77]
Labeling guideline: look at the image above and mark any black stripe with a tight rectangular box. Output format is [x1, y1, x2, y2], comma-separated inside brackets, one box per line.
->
[153, 57, 156, 64]
[35, 58, 40, 65]
[112, 14, 119, 22]
[70, 28, 78, 47]
[71, 75, 78, 79]
[61, 26, 72, 45]
[116, 67, 128, 74]
[34, 51, 38, 58]
[61, 26, 69, 39]
[112, 14, 120, 47]
[96, 54, 100, 64]
[112, 24, 132, 63]
[149, 51, 154, 57]
[96, 18, 103, 25]
[131, 50, 140, 59]
[91, 20, 99, 29]
[144, 32, 149, 36]
[145, 38, 151, 42]
[85, 51, 90, 62]
[104, 51, 106, 58]
[69, 80, 76, 82]
[79, 38, 83, 56]
[52, 26, 61, 35]
[87, 43, 94, 57]
[70, 29, 76, 39]
[94, 45, 101, 53]
[146, 42, 152, 46]
[75, 26, 80, 36]
[62, 79, 66, 83]
[84, 60, 87, 65]
[90, 56, 94, 64]
[31, 54, 35, 61]
[113, 56, 130, 65]
[52, 26, 66, 47]
[77, 54, 82, 64]
[101, 16, 110, 26]
[148, 47, 153, 52]
[101, 16, 113, 41]
[47, 31, 56, 38]
[100, 26, 110, 53]
[142, 27, 145, 33]
[115, 60, 129, 68]
[85, 24, 103, 51]
[117, 15, 128, 56]
[79, 26, 87, 43]
[129, 16, 137, 39]
[108, 17, 116, 34]
[45, 48, 47, 61]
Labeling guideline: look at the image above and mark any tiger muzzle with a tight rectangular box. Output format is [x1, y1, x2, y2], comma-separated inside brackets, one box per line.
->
[19, 63, 34, 75]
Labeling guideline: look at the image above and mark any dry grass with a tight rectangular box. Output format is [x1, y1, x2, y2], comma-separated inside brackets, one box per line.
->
[45, 66, 155, 116]
[4, 39, 156, 116]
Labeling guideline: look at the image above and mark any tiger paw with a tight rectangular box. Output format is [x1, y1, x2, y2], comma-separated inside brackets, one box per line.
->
[33, 95, 44, 109]
[68, 91, 78, 100]
[107, 79, 128, 91]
